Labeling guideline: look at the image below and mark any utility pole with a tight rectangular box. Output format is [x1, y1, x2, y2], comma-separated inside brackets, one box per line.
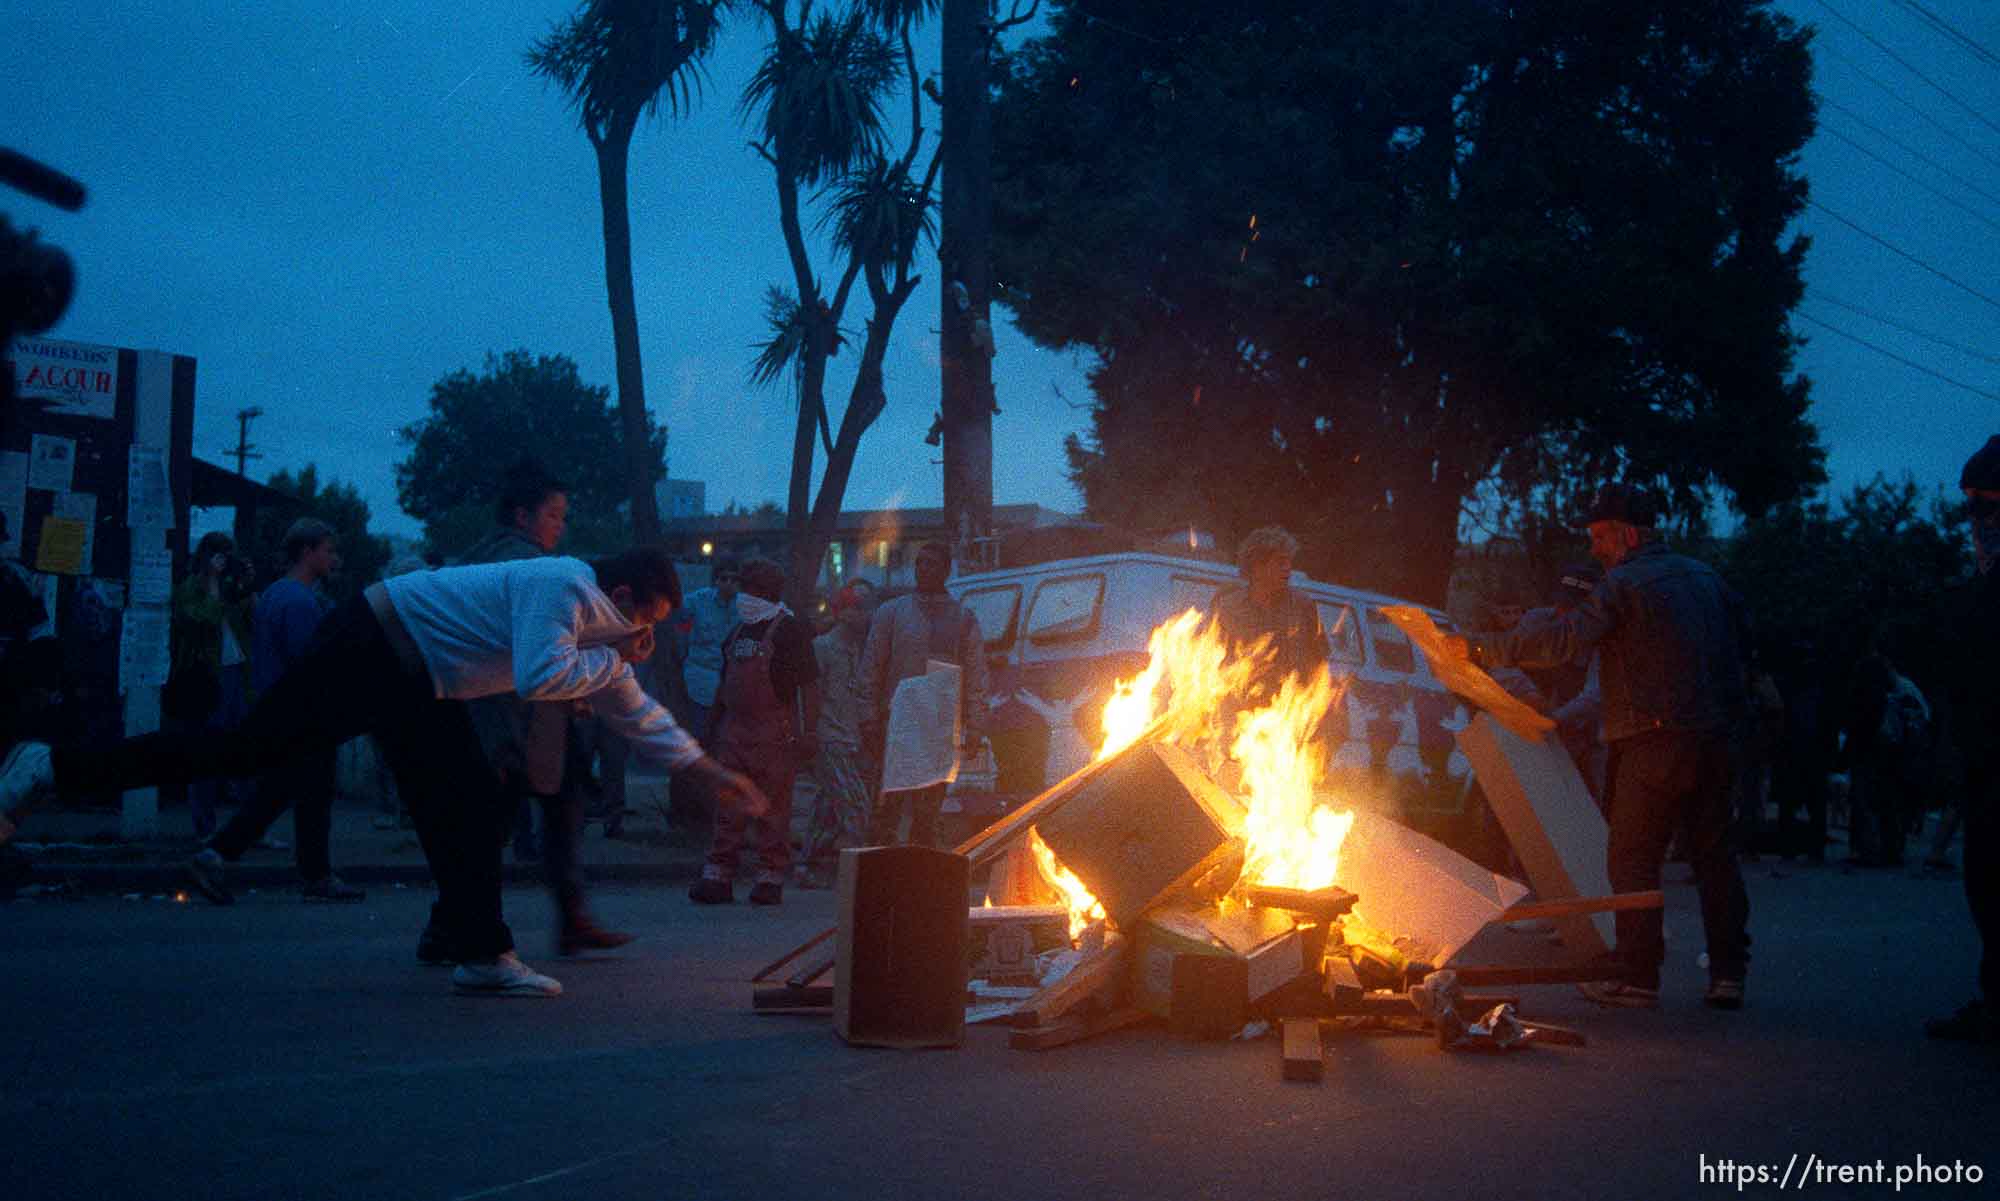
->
[939, 0, 996, 572]
[231, 406, 264, 477]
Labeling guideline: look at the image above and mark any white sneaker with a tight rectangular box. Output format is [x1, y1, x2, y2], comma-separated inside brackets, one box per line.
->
[452, 952, 562, 997]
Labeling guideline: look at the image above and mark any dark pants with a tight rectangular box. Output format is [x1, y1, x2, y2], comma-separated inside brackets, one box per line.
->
[210, 745, 337, 882]
[1604, 728, 1751, 987]
[868, 783, 949, 849]
[1850, 759, 1911, 867]
[54, 598, 515, 961]
[536, 789, 584, 919]
[1964, 759, 1999, 1004]
[1773, 742, 1828, 861]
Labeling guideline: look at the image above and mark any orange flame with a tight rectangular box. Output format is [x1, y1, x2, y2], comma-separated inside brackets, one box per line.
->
[1234, 667, 1353, 890]
[1093, 607, 1355, 893]
[1029, 826, 1106, 940]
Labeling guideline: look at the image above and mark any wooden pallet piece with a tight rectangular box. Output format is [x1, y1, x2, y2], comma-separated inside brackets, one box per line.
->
[752, 983, 834, 1011]
[1008, 1006, 1151, 1052]
[1496, 891, 1663, 923]
[1521, 1020, 1587, 1047]
[751, 925, 834, 983]
[1281, 1018, 1325, 1083]
[787, 953, 836, 989]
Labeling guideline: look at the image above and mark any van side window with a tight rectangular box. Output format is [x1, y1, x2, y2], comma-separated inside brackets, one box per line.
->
[1169, 575, 1221, 620]
[1366, 608, 1416, 673]
[959, 585, 1021, 652]
[1025, 574, 1106, 644]
[1318, 603, 1364, 664]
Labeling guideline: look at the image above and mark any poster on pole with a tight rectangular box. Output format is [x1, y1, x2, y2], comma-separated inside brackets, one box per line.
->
[52, 491, 96, 575]
[126, 444, 173, 529]
[129, 545, 173, 605]
[28, 434, 76, 493]
[118, 606, 172, 690]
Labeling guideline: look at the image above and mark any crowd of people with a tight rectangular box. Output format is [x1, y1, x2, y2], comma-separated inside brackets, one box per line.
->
[0, 443, 1990, 1042]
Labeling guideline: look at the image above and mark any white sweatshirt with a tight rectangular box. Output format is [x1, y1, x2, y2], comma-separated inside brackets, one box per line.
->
[381, 557, 702, 769]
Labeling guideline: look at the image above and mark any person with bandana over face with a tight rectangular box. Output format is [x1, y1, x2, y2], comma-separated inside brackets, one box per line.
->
[1926, 436, 2000, 1043]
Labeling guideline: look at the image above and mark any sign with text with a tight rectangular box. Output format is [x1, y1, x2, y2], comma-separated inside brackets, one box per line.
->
[6, 337, 120, 419]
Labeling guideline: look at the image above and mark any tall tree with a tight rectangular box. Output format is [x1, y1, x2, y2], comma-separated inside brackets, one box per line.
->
[252, 465, 393, 602]
[395, 350, 666, 557]
[993, 1, 1823, 603]
[742, 0, 940, 607]
[528, 0, 729, 542]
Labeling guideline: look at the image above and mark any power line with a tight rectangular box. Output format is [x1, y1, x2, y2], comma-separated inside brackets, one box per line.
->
[1812, 0, 2000, 141]
[1812, 39, 2000, 174]
[1895, 0, 2000, 72]
[1795, 311, 2000, 401]
[1820, 96, 2000, 210]
[1819, 123, 2000, 236]
[1807, 199, 2000, 313]
[1810, 292, 2000, 366]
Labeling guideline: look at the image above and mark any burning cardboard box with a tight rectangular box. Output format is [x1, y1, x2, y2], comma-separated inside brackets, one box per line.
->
[1029, 740, 1246, 930]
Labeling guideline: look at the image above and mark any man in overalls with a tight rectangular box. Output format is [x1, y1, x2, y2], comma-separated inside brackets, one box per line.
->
[690, 558, 820, 906]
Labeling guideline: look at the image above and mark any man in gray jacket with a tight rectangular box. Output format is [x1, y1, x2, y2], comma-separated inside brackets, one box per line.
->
[1452, 485, 1751, 1011]
[860, 541, 988, 848]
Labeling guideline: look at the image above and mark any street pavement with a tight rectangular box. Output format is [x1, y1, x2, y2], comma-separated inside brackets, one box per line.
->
[2, 852, 1995, 1201]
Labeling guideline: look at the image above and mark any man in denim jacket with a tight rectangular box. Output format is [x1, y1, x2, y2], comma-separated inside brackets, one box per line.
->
[1455, 484, 1752, 1011]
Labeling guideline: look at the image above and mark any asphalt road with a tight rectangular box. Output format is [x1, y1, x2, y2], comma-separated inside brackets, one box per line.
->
[2, 864, 1994, 1201]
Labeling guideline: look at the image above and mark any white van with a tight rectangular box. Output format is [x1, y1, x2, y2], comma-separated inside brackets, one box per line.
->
[944, 552, 1480, 846]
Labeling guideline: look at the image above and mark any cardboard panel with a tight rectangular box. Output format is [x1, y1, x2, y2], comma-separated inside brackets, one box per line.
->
[1454, 711, 1613, 956]
[834, 846, 972, 1048]
[1333, 808, 1529, 967]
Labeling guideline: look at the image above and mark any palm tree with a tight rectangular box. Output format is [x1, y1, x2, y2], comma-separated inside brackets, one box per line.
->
[528, 0, 730, 541]
[744, 0, 940, 606]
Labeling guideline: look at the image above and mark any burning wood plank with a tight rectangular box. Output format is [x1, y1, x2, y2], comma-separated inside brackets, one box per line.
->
[1030, 740, 1246, 930]
[1245, 883, 1358, 922]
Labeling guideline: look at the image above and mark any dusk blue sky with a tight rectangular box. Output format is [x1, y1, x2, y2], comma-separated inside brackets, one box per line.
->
[7, 1, 1997, 543]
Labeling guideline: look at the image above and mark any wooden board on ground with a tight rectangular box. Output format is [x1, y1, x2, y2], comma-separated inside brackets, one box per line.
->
[752, 983, 834, 1011]
[1281, 1018, 1325, 1082]
[1455, 711, 1615, 957]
